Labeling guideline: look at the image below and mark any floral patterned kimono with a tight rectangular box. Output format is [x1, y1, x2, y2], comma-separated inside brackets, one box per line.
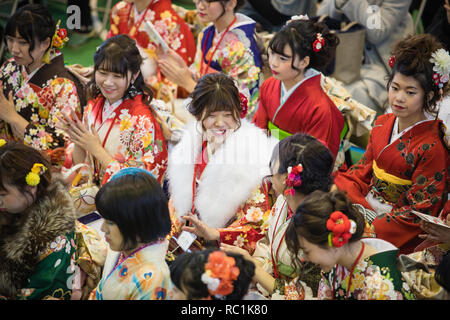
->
[89, 240, 170, 300]
[69, 94, 168, 185]
[318, 238, 415, 300]
[252, 195, 316, 300]
[0, 50, 82, 168]
[167, 119, 277, 255]
[192, 13, 262, 115]
[335, 114, 449, 254]
[108, 0, 196, 100]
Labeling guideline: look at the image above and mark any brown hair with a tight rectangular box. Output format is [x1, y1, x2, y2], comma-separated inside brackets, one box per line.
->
[388, 34, 450, 115]
[188, 73, 242, 130]
[285, 190, 365, 291]
[0, 141, 51, 204]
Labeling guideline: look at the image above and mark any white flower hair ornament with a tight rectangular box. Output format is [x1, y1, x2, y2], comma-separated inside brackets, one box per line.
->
[286, 14, 309, 25]
[429, 48, 450, 89]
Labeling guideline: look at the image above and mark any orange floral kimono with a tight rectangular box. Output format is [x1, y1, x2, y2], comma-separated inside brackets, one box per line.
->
[66, 94, 168, 185]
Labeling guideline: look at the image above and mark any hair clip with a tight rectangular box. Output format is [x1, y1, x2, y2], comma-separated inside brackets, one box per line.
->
[42, 20, 69, 64]
[201, 251, 240, 299]
[429, 48, 450, 89]
[284, 164, 303, 196]
[312, 33, 325, 52]
[26, 163, 47, 186]
[239, 93, 248, 119]
[326, 210, 356, 248]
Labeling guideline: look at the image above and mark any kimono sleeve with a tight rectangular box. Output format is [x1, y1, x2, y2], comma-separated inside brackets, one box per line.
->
[24, 78, 82, 156]
[101, 106, 168, 184]
[334, 129, 375, 209]
[217, 184, 271, 255]
[372, 142, 448, 251]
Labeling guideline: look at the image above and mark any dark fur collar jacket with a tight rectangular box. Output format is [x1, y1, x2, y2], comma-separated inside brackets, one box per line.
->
[0, 179, 77, 299]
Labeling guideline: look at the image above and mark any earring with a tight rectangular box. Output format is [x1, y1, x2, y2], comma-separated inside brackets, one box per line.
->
[127, 82, 139, 98]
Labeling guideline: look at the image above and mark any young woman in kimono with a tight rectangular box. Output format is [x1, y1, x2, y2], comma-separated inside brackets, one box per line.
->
[0, 141, 104, 300]
[334, 34, 450, 255]
[60, 34, 168, 185]
[222, 133, 334, 300]
[0, 4, 83, 169]
[107, 0, 196, 100]
[169, 249, 255, 300]
[89, 168, 172, 300]
[285, 189, 416, 300]
[156, 0, 263, 115]
[166, 73, 277, 257]
[252, 17, 344, 160]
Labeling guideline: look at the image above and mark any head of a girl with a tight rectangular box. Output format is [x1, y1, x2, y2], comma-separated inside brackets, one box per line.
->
[188, 73, 243, 145]
[4, 4, 55, 71]
[95, 168, 171, 253]
[268, 19, 339, 86]
[88, 34, 152, 104]
[0, 141, 51, 214]
[387, 34, 450, 122]
[194, 0, 245, 23]
[285, 190, 365, 273]
[269, 133, 334, 197]
[169, 249, 255, 300]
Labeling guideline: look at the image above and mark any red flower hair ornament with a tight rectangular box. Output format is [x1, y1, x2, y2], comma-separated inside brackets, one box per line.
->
[200, 251, 240, 299]
[326, 211, 357, 247]
[388, 55, 395, 69]
[284, 164, 303, 196]
[312, 33, 325, 52]
[239, 93, 248, 119]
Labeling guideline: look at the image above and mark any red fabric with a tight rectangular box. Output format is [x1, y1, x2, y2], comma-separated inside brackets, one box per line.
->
[335, 114, 449, 254]
[253, 75, 344, 159]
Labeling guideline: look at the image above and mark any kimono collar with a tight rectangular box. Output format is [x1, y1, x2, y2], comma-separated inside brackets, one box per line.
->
[280, 68, 320, 104]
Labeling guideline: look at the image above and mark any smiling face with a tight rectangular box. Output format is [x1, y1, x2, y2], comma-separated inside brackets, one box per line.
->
[299, 235, 337, 273]
[388, 72, 427, 125]
[95, 68, 134, 104]
[201, 109, 237, 146]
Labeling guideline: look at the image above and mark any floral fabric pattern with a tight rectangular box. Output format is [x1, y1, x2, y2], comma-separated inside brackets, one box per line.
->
[0, 54, 82, 168]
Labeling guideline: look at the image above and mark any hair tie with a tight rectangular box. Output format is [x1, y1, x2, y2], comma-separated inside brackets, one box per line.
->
[312, 33, 325, 52]
[25, 163, 47, 187]
[326, 211, 356, 248]
[239, 93, 248, 119]
[200, 251, 240, 299]
[429, 48, 450, 89]
[284, 164, 303, 196]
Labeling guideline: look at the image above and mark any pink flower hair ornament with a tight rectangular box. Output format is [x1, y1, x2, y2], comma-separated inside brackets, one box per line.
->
[284, 164, 303, 196]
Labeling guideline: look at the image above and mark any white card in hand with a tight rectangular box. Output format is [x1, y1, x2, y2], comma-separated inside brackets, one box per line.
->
[144, 21, 169, 52]
[176, 231, 197, 252]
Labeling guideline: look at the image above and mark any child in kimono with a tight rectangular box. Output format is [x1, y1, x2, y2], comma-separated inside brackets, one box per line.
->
[252, 16, 344, 159]
[334, 34, 450, 254]
[156, 0, 262, 115]
[89, 168, 172, 300]
[169, 249, 255, 300]
[60, 34, 168, 185]
[107, 0, 196, 100]
[222, 133, 335, 299]
[166, 73, 277, 256]
[0, 4, 83, 169]
[0, 141, 104, 300]
[285, 189, 416, 300]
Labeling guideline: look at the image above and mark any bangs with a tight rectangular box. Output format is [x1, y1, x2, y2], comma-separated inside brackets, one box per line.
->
[94, 44, 130, 77]
[5, 14, 34, 44]
[200, 87, 240, 119]
[269, 31, 291, 57]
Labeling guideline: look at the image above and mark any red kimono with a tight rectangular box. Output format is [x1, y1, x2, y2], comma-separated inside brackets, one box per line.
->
[253, 73, 344, 159]
[335, 114, 449, 254]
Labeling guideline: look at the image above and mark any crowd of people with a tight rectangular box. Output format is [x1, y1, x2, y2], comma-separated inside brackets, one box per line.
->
[0, 0, 449, 301]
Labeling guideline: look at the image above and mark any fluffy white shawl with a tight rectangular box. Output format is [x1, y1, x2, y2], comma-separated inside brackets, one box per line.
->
[167, 119, 277, 228]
